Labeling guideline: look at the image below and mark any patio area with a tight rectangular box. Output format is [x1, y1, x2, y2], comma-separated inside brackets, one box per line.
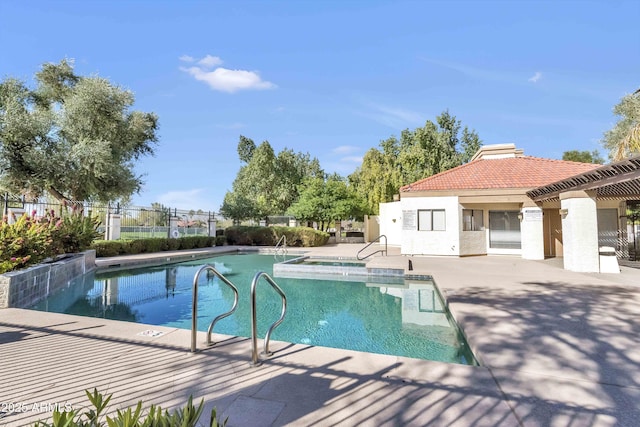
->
[1, 244, 639, 426]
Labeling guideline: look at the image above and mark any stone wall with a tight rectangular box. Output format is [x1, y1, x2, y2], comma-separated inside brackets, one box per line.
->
[0, 250, 96, 309]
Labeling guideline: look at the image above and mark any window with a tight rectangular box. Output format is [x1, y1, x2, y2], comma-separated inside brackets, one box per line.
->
[418, 209, 446, 231]
[463, 209, 484, 231]
[489, 211, 521, 249]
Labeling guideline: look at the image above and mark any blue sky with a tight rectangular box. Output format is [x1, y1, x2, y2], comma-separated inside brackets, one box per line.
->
[1, 0, 639, 212]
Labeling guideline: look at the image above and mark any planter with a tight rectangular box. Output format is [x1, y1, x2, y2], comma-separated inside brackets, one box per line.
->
[0, 250, 96, 309]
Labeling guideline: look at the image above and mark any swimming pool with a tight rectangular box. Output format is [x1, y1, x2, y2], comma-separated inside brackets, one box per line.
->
[30, 253, 477, 365]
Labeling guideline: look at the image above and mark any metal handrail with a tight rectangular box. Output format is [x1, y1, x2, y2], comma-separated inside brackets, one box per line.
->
[191, 264, 239, 353]
[250, 271, 287, 366]
[357, 234, 388, 260]
[274, 235, 287, 255]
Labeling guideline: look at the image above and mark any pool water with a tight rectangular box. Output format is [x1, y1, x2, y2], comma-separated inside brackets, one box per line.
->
[30, 253, 477, 365]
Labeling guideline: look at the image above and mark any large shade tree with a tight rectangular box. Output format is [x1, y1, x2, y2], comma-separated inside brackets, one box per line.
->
[350, 110, 481, 214]
[0, 59, 159, 204]
[220, 136, 323, 223]
[287, 174, 367, 231]
[603, 90, 640, 161]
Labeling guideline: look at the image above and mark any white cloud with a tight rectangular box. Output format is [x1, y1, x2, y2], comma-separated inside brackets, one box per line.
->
[198, 54, 223, 68]
[340, 155, 364, 164]
[179, 55, 195, 63]
[528, 72, 542, 83]
[358, 102, 423, 128]
[332, 145, 360, 155]
[179, 54, 276, 93]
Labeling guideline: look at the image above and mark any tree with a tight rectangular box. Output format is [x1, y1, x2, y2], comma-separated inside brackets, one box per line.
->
[350, 110, 481, 214]
[562, 150, 605, 164]
[0, 59, 159, 204]
[602, 90, 640, 161]
[220, 136, 324, 222]
[288, 174, 366, 230]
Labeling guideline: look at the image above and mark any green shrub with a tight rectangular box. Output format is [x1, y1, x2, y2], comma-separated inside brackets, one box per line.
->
[215, 236, 226, 246]
[224, 226, 329, 247]
[33, 388, 227, 427]
[90, 241, 126, 257]
[0, 211, 101, 274]
[54, 214, 102, 254]
[90, 236, 217, 257]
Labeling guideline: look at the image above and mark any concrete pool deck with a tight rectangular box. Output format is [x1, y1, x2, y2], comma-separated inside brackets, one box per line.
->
[1, 244, 639, 426]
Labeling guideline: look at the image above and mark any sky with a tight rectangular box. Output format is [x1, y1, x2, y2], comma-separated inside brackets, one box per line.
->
[1, 0, 639, 213]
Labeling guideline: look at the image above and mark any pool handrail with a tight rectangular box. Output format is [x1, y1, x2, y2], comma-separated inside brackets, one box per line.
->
[274, 235, 287, 255]
[191, 264, 239, 353]
[250, 271, 287, 366]
[357, 234, 388, 260]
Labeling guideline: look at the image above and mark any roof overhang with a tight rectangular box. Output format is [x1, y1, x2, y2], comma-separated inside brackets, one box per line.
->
[527, 156, 640, 202]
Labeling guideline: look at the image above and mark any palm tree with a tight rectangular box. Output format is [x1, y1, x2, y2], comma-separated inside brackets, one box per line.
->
[603, 89, 640, 161]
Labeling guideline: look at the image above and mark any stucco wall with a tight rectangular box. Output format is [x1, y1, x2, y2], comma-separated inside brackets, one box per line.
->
[400, 196, 460, 256]
[561, 193, 599, 272]
[379, 202, 403, 246]
[520, 207, 544, 260]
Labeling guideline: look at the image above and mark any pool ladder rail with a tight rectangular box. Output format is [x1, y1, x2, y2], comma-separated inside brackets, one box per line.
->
[190, 265, 288, 367]
[191, 265, 239, 353]
[357, 234, 388, 260]
[250, 271, 288, 366]
[274, 235, 287, 255]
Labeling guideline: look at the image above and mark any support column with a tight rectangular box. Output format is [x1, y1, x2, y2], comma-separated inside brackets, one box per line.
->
[7, 208, 25, 224]
[520, 205, 544, 260]
[169, 216, 180, 238]
[107, 213, 121, 241]
[560, 191, 599, 272]
[208, 218, 217, 237]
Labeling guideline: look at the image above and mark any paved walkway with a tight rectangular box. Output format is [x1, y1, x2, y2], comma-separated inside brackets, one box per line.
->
[1, 244, 639, 426]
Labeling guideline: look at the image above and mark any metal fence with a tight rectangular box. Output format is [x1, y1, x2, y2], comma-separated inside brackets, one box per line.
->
[1, 193, 218, 241]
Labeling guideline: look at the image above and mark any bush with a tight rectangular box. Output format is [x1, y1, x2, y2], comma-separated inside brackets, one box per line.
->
[0, 211, 101, 274]
[91, 236, 218, 257]
[90, 241, 126, 257]
[33, 388, 227, 427]
[224, 226, 329, 247]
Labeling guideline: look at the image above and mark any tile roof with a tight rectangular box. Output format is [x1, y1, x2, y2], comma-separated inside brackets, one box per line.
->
[401, 156, 601, 192]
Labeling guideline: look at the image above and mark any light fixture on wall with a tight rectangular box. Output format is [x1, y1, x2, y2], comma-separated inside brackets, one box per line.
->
[517, 212, 523, 222]
[559, 208, 568, 219]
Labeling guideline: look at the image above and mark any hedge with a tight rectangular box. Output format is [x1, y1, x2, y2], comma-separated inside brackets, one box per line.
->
[91, 235, 222, 257]
[224, 226, 329, 247]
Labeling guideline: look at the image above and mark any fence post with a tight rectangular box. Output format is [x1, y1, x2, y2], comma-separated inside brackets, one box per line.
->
[107, 211, 122, 240]
[208, 213, 217, 237]
[169, 214, 180, 238]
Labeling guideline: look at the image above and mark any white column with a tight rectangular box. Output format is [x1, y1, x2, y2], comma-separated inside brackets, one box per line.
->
[169, 216, 180, 238]
[520, 206, 544, 260]
[107, 213, 121, 241]
[208, 218, 217, 237]
[561, 191, 599, 272]
[7, 208, 25, 224]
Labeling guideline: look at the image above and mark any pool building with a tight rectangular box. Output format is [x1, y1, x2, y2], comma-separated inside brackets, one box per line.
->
[378, 144, 640, 273]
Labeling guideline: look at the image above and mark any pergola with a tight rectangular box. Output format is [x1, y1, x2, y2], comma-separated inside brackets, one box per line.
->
[525, 155, 640, 270]
[527, 155, 640, 202]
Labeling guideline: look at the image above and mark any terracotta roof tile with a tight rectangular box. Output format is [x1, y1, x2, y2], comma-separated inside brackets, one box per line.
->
[401, 156, 601, 192]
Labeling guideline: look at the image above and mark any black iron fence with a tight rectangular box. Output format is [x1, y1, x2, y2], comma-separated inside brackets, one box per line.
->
[1, 193, 218, 241]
